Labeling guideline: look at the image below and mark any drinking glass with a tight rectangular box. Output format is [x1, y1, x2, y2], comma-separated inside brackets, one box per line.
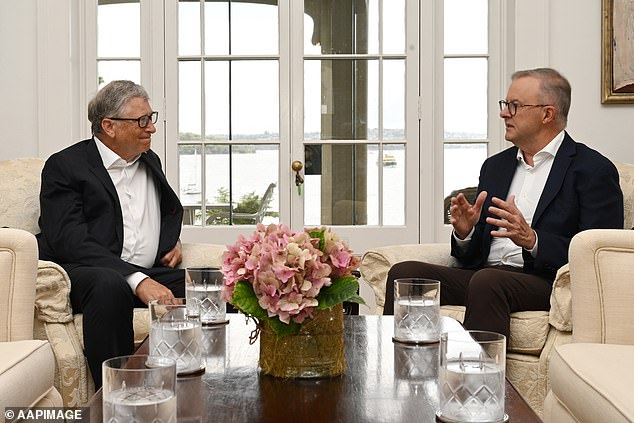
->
[437, 330, 508, 423]
[185, 267, 228, 325]
[102, 354, 176, 423]
[149, 298, 205, 376]
[393, 278, 441, 344]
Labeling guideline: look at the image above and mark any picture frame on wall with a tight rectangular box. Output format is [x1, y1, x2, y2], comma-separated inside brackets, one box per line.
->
[602, 0, 634, 103]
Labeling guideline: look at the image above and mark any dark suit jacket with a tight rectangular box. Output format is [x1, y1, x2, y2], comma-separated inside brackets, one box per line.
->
[451, 132, 624, 280]
[37, 138, 183, 277]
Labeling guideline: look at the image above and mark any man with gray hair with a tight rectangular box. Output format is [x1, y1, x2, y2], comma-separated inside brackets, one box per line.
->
[37, 80, 184, 388]
[383, 68, 623, 340]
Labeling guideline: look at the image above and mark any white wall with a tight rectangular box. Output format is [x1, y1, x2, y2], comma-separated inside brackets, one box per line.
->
[1, 0, 632, 163]
[0, 0, 39, 159]
[550, 0, 634, 161]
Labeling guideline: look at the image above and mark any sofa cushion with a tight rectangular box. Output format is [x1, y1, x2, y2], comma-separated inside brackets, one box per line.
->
[0, 340, 57, 409]
[440, 305, 549, 353]
[550, 343, 634, 423]
[0, 158, 45, 234]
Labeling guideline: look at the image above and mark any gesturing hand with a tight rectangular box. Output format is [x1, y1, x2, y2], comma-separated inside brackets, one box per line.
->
[450, 190, 488, 239]
[486, 195, 536, 250]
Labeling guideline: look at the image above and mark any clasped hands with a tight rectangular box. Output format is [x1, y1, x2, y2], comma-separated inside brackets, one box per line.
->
[450, 191, 536, 250]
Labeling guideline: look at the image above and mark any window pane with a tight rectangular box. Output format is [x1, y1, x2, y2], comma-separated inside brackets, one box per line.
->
[204, 1, 228, 55]
[203, 144, 230, 226]
[205, 61, 229, 140]
[205, 145, 279, 226]
[444, 143, 487, 222]
[382, 145, 405, 225]
[230, 2, 278, 55]
[179, 144, 203, 225]
[304, 59, 378, 140]
[231, 61, 279, 140]
[98, 61, 140, 90]
[304, 144, 379, 226]
[367, 0, 379, 54]
[179, 0, 201, 56]
[179, 61, 201, 140]
[444, 0, 488, 55]
[383, 59, 405, 140]
[382, 0, 405, 54]
[444, 58, 487, 139]
[303, 0, 372, 55]
[303, 13, 320, 55]
[98, 1, 139, 57]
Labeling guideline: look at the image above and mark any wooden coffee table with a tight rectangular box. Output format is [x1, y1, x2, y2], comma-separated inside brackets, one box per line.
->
[89, 315, 541, 422]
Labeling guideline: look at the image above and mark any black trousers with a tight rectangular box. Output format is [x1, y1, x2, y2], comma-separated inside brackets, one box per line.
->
[383, 261, 552, 340]
[67, 265, 185, 388]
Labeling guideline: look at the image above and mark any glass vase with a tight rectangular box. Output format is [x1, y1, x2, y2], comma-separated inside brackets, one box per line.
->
[258, 303, 346, 378]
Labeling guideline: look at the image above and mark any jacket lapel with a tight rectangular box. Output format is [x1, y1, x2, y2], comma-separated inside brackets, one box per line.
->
[85, 138, 124, 245]
[532, 132, 575, 226]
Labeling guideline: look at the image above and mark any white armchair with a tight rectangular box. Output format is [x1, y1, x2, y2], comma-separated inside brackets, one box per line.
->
[359, 160, 634, 417]
[0, 158, 227, 407]
[543, 229, 634, 422]
[0, 228, 62, 420]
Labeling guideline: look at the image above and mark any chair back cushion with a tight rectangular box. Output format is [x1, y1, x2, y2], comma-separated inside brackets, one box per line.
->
[614, 161, 634, 229]
[0, 158, 45, 234]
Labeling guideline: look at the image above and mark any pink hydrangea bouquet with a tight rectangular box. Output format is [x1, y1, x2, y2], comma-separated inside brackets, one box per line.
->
[221, 223, 363, 336]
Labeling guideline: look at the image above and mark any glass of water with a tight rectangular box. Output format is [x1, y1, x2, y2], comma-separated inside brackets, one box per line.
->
[393, 278, 441, 344]
[437, 330, 508, 423]
[102, 354, 176, 423]
[185, 267, 228, 325]
[149, 298, 205, 376]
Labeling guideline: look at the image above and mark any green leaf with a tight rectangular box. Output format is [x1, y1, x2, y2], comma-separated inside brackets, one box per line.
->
[231, 281, 301, 336]
[231, 281, 268, 321]
[316, 276, 366, 309]
[266, 316, 301, 336]
[307, 228, 326, 251]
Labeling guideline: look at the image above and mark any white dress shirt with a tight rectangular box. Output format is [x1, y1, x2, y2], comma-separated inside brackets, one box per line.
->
[95, 138, 161, 293]
[455, 130, 565, 268]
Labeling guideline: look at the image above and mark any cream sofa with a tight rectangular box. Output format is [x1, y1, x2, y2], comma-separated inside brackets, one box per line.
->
[0, 158, 226, 407]
[359, 160, 634, 416]
[543, 229, 634, 423]
[0, 228, 62, 421]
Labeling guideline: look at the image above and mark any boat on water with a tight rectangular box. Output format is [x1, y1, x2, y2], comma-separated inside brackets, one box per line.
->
[382, 154, 397, 167]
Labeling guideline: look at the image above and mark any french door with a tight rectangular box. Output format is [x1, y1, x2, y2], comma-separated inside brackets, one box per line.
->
[164, 0, 421, 251]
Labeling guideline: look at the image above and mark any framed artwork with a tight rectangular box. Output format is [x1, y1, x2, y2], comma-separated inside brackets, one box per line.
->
[602, 0, 634, 103]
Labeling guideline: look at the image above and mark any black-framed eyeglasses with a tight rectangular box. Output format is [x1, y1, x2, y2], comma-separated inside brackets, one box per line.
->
[498, 100, 550, 117]
[107, 111, 158, 128]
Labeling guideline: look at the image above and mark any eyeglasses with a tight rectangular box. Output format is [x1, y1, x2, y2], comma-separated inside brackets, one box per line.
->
[107, 111, 158, 128]
[498, 100, 550, 117]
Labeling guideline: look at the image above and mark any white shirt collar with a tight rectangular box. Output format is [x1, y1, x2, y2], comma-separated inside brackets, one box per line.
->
[516, 130, 566, 166]
[94, 136, 141, 169]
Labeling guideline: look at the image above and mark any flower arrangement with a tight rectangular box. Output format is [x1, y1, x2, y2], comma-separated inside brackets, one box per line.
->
[221, 223, 363, 336]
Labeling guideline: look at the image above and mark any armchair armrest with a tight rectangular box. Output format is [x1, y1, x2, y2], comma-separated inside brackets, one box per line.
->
[359, 243, 456, 312]
[35, 260, 73, 323]
[569, 229, 634, 344]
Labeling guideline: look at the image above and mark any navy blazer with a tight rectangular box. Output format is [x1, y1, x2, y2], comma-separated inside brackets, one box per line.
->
[451, 132, 624, 280]
[37, 138, 183, 277]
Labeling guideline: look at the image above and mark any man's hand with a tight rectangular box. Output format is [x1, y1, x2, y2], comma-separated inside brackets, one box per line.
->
[160, 240, 182, 268]
[135, 277, 176, 305]
[486, 195, 536, 250]
[450, 191, 488, 239]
